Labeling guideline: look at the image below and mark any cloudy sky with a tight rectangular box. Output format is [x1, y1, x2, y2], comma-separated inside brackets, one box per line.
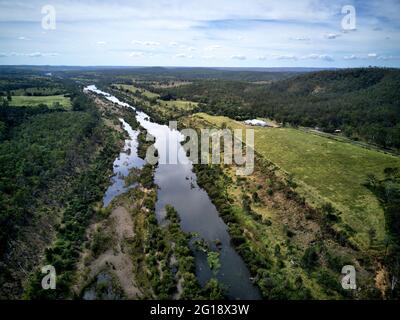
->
[0, 0, 399, 67]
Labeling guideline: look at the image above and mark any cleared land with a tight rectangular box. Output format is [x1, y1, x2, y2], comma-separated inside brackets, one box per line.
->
[151, 81, 192, 88]
[113, 84, 198, 111]
[9, 95, 72, 109]
[113, 84, 160, 99]
[189, 113, 400, 248]
[159, 99, 198, 111]
[110, 84, 198, 120]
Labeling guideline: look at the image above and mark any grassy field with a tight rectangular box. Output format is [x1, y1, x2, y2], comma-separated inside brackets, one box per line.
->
[190, 113, 400, 248]
[9, 95, 72, 109]
[151, 81, 192, 88]
[159, 99, 198, 111]
[113, 84, 160, 99]
[110, 84, 198, 121]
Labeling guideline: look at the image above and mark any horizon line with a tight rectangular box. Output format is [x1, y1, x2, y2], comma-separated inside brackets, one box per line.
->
[2, 64, 398, 70]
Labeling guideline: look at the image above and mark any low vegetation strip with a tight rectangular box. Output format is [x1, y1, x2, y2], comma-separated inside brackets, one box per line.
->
[9, 95, 72, 109]
[113, 84, 160, 99]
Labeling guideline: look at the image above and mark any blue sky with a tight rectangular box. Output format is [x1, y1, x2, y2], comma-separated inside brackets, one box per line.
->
[0, 0, 399, 67]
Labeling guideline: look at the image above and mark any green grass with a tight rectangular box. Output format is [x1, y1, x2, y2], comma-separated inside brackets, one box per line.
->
[114, 84, 160, 99]
[111, 84, 197, 121]
[159, 99, 198, 111]
[192, 113, 400, 248]
[9, 95, 72, 109]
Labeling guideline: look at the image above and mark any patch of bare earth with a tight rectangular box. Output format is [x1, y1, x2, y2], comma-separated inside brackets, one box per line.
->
[75, 206, 143, 299]
[375, 266, 389, 298]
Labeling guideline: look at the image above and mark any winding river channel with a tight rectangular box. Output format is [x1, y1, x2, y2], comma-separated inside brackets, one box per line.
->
[85, 85, 261, 300]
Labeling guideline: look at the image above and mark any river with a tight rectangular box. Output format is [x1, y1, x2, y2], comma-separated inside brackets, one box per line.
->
[85, 85, 261, 300]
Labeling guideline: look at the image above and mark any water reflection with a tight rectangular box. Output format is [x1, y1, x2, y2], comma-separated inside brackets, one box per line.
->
[103, 119, 145, 207]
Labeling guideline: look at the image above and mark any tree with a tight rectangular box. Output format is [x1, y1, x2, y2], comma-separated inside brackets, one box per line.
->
[202, 278, 225, 299]
[301, 247, 319, 272]
[1, 98, 8, 109]
[368, 228, 376, 245]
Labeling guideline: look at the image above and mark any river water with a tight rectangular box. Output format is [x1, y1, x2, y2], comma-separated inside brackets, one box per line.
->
[103, 119, 145, 207]
[85, 85, 261, 300]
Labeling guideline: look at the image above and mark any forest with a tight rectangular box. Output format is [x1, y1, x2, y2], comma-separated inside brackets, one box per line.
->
[0, 75, 120, 298]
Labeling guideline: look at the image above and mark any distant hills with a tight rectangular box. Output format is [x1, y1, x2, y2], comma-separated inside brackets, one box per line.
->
[0, 65, 332, 81]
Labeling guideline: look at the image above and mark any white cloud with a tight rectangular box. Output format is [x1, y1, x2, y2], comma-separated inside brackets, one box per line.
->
[201, 55, 215, 59]
[343, 54, 359, 60]
[318, 55, 334, 61]
[129, 51, 144, 58]
[205, 45, 221, 51]
[96, 41, 107, 45]
[26, 52, 58, 58]
[169, 41, 178, 47]
[177, 44, 196, 51]
[377, 55, 400, 60]
[176, 53, 193, 58]
[132, 40, 160, 47]
[291, 36, 310, 41]
[342, 53, 400, 61]
[324, 33, 340, 39]
[231, 55, 246, 60]
[27, 52, 43, 57]
[274, 54, 298, 60]
[302, 54, 334, 61]
[258, 56, 267, 60]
